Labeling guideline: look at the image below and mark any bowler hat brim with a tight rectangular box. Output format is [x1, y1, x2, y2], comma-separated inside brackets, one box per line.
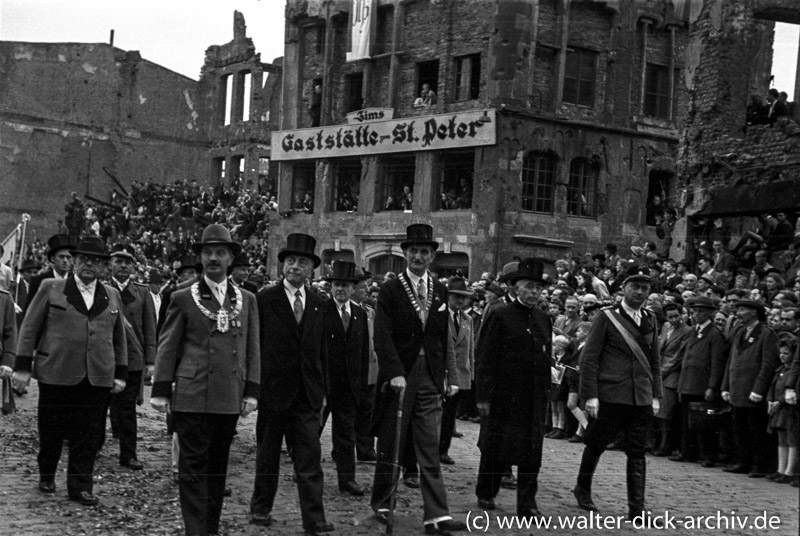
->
[191, 240, 242, 257]
[508, 273, 546, 286]
[71, 248, 110, 259]
[278, 249, 321, 268]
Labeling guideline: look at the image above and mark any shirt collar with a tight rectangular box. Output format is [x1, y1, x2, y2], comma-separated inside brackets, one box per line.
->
[335, 299, 350, 315]
[696, 319, 711, 332]
[621, 300, 642, 320]
[74, 274, 97, 293]
[54, 270, 68, 280]
[204, 274, 227, 297]
[283, 279, 305, 299]
[405, 268, 427, 289]
[113, 276, 129, 290]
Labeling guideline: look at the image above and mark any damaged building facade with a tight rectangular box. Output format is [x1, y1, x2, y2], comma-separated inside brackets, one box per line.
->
[677, 0, 800, 266]
[268, 0, 691, 277]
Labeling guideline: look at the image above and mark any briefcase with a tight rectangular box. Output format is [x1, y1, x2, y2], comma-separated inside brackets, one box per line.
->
[687, 401, 730, 430]
[1, 377, 16, 415]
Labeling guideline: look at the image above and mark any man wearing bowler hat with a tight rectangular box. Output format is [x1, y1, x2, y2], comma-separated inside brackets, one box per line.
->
[24, 234, 75, 314]
[231, 252, 258, 294]
[475, 259, 551, 518]
[101, 243, 157, 470]
[250, 233, 334, 536]
[13, 236, 127, 506]
[370, 223, 464, 535]
[320, 261, 370, 496]
[151, 224, 260, 536]
[573, 266, 662, 521]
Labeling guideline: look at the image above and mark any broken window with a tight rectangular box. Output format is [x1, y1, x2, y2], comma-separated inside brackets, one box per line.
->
[455, 54, 480, 101]
[521, 153, 557, 214]
[241, 71, 252, 122]
[566, 158, 598, 218]
[331, 157, 361, 212]
[221, 74, 232, 125]
[291, 161, 316, 214]
[563, 48, 595, 107]
[435, 148, 474, 210]
[378, 153, 415, 211]
[769, 22, 798, 118]
[212, 157, 226, 184]
[230, 156, 244, 188]
[643, 63, 672, 119]
[345, 72, 364, 113]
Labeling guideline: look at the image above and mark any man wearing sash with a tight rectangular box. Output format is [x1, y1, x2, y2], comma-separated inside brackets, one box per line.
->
[370, 224, 465, 535]
[573, 266, 662, 521]
[151, 224, 260, 536]
[249, 233, 333, 536]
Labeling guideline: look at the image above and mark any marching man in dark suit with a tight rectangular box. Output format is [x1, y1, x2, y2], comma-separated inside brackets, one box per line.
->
[151, 224, 260, 536]
[106, 243, 157, 470]
[12, 259, 39, 327]
[370, 223, 465, 535]
[13, 236, 127, 506]
[24, 234, 74, 314]
[573, 266, 662, 521]
[475, 259, 552, 518]
[320, 261, 370, 496]
[249, 233, 334, 536]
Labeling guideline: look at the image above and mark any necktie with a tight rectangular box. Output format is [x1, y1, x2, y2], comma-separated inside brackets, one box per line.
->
[293, 290, 304, 324]
[632, 310, 641, 326]
[341, 304, 350, 332]
[453, 311, 460, 336]
[417, 278, 427, 307]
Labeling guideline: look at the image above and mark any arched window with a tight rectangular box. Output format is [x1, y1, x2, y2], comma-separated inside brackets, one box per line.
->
[567, 158, 598, 218]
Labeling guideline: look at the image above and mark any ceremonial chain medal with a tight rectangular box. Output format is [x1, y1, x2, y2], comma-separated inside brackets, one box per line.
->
[190, 283, 243, 333]
[399, 272, 433, 322]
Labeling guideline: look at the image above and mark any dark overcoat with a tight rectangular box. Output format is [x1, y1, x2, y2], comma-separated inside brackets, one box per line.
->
[722, 322, 780, 407]
[475, 300, 552, 465]
[676, 323, 727, 396]
[323, 299, 369, 401]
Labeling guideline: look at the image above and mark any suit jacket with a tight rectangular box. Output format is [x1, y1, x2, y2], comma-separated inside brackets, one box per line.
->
[659, 323, 691, 389]
[12, 279, 29, 327]
[676, 322, 727, 395]
[449, 308, 474, 389]
[722, 322, 780, 407]
[371, 273, 456, 431]
[110, 279, 157, 371]
[579, 305, 663, 406]
[323, 299, 369, 400]
[24, 268, 57, 314]
[0, 291, 17, 368]
[713, 251, 737, 272]
[16, 277, 127, 388]
[257, 283, 327, 412]
[152, 278, 260, 414]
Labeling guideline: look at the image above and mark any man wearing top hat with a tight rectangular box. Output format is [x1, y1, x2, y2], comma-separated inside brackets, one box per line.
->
[573, 266, 662, 521]
[320, 261, 370, 496]
[24, 234, 75, 314]
[231, 252, 258, 294]
[370, 223, 464, 535]
[151, 224, 260, 536]
[102, 243, 157, 470]
[475, 259, 552, 518]
[440, 276, 475, 466]
[250, 233, 334, 536]
[12, 236, 127, 506]
[351, 267, 379, 462]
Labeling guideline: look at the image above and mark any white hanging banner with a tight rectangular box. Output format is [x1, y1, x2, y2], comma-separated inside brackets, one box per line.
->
[346, 0, 374, 62]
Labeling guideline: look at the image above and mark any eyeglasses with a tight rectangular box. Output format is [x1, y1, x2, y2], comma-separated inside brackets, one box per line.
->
[77, 254, 106, 264]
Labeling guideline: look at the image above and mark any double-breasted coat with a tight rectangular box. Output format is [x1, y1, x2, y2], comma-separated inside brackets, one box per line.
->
[449, 308, 474, 389]
[722, 322, 780, 408]
[475, 300, 552, 465]
[323, 299, 369, 401]
[676, 323, 727, 396]
[17, 277, 128, 387]
[152, 278, 260, 414]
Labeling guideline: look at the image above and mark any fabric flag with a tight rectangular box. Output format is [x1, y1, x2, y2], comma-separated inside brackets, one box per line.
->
[1, 225, 20, 266]
[346, 0, 375, 62]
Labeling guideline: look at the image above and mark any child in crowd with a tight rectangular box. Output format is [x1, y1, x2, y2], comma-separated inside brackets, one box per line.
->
[565, 322, 593, 443]
[767, 340, 799, 484]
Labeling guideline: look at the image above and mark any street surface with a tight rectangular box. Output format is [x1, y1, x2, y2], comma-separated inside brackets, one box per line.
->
[1, 382, 797, 535]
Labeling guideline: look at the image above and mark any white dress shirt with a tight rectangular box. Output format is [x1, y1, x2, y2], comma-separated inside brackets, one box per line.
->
[283, 279, 306, 309]
[74, 275, 97, 309]
[204, 275, 228, 306]
[621, 301, 643, 326]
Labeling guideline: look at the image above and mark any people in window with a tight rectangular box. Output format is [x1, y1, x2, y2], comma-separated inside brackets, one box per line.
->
[413, 83, 437, 108]
[309, 83, 322, 127]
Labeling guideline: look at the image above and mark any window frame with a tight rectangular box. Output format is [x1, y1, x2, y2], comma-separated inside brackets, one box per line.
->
[643, 63, 672, 120]
[344, 72, 364, 113]
[566, 158, 598, 218]
[521, 153, 557, 214]
[291, 161, 317, 215]
[454, 54, 481, 101]
[435, 148, 475, 211]
[378, 153, 416, 212]
[331, 157, 362, 213]
[562, 47, 596, 107]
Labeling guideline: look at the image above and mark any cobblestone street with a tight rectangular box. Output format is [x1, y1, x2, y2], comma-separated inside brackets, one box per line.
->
[1, 383, 798, 535]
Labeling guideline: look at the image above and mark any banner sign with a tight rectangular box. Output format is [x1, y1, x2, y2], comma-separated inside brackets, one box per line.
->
[271, 110, 496, 161]
[346, 0, 374, 62]
[346, 107, 395, 124]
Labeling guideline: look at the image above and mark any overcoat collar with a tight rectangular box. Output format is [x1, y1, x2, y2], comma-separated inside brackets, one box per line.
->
[64, 276, 110, 318]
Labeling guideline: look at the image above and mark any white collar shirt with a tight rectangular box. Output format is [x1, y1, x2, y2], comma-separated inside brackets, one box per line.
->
[74, 275, 96, 310]
[283, 279, 306, 309]
[204, 275, 228, 306]
[621, 301, 643, 326]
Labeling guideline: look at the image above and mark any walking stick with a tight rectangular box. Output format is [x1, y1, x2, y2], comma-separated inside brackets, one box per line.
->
[386, 386, 406, 536]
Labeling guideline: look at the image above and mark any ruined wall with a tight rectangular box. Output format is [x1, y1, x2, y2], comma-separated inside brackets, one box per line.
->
[0, 42, 209, 236]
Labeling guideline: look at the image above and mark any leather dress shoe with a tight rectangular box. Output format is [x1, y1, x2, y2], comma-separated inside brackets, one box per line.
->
[374, 509, 390, 524]
[723, 463, 748, 474]
[69, 491, 99, 506]
[305, 521, 334, 535]
[568, 434, 584, 443]
[357, 450, 377, 462]
[424, 519, 467, 534]
[38, 479, 56, 493]
[477, 497, 495, 510]
[440, 453, 455, 465]
[766, 472, 783, 481]
[339, 481, 366, 496]
[120, 458, 144, 470]
[573, 485, 598, 512]
[551, 430, 569, 440]
[774, 474, 794, 484]
[403, 475, 420, 488]
[700, 458, 716, 468]
[451, 431, 464, 438]
[249, 513, 273, 526]
[748, 469, 766, 478]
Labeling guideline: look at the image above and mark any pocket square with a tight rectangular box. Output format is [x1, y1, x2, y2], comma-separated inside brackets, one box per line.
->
[437, 303, 446, 312]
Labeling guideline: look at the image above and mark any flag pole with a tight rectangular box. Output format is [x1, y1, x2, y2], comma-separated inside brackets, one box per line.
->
[13, 214, 29, 305]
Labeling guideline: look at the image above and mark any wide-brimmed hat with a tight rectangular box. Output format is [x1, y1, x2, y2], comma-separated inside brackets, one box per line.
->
[497, 261, 519, 283]
[447, 276, 475, 298]
[509, 258, 546, 285]
[20, 259, 40, 273]
[621, 265, 651, 286]
[71, 236, 110, 259]
[46, 234, 75, 260]
[232, 252, 250, 268]
[484, 282, 504, 297]
[688, 296, 717, 310]
[278, 233, 321, 268]
[191, 224, 242, 256]
[400, 223, 439, 251]
[110, 243, 136, 261]
[324, 261, 360, 283]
